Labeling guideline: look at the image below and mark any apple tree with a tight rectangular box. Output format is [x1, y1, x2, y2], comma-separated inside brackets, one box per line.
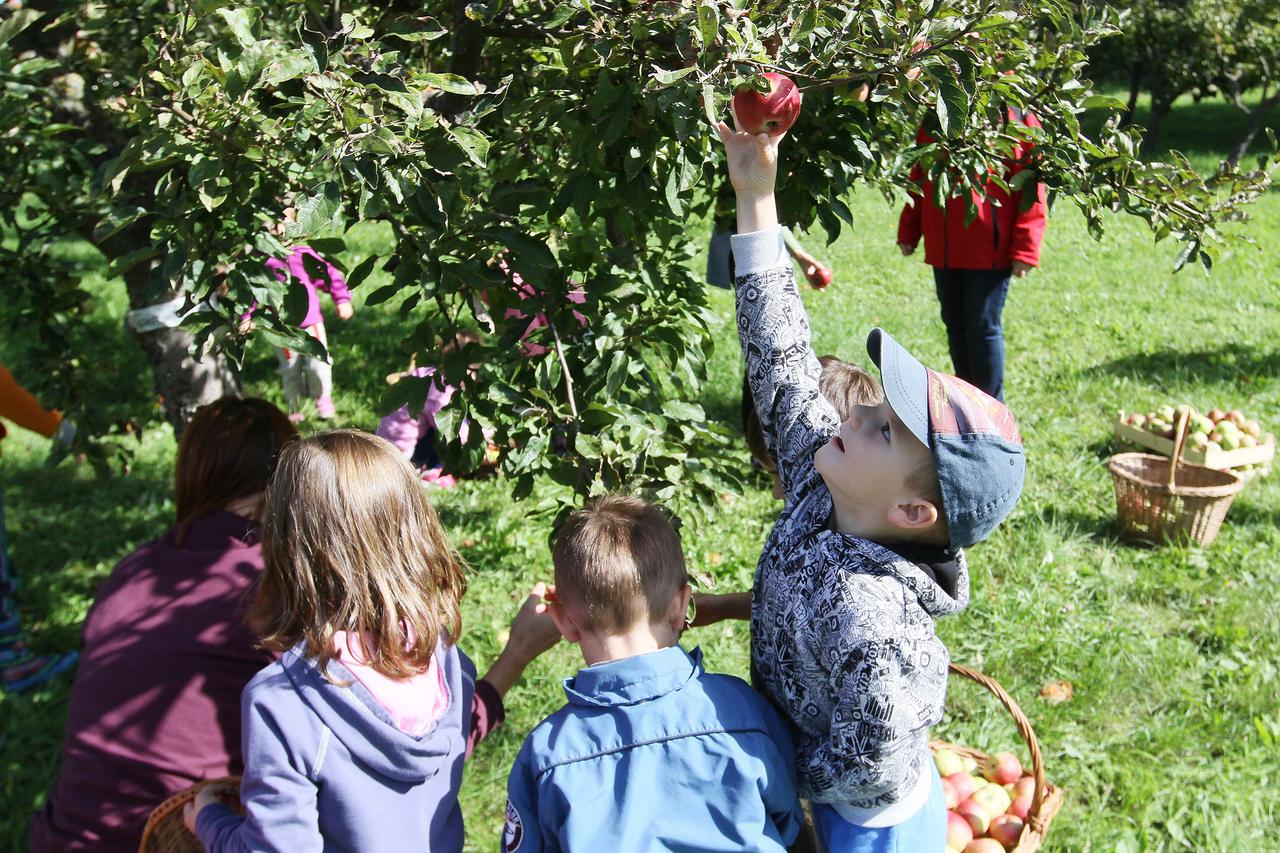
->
[1, 0, 1273, 522]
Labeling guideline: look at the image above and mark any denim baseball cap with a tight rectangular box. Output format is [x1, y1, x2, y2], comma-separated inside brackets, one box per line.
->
[866, 328, 1025, 548]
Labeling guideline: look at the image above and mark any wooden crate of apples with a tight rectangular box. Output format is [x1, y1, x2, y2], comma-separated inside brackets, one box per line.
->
[932, 744, 1061, 853]
[1115, 405, 1274, 478]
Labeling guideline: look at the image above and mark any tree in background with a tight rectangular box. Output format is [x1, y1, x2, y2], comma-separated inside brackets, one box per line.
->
[1210, 0, 1280, 164]
[0, 0, 1273, 523]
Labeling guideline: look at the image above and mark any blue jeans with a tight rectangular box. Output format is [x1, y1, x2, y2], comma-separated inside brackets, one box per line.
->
[811, 765, 947, 853]
[933, 267, 1012, 401]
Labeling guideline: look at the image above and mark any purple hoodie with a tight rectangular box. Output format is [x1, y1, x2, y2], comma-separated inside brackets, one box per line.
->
[196, 638, 476, 852]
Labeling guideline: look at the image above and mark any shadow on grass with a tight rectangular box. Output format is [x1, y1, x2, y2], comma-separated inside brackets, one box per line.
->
[1087, 344, 1280, 389]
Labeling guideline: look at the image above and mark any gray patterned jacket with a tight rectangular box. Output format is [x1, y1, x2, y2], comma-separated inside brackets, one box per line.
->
[732, 228, 969, 813]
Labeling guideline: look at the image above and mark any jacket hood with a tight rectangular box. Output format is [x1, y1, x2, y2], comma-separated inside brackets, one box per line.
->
[280, 641, 466, 783]
[856, 536, 970, 618]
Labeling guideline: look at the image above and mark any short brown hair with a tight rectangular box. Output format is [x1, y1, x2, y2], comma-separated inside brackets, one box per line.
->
[817, 355, 883, 417]
[174, 397, 298, 546]
[251, 430, 467, 679]
[744, 356, 884, 473]
[552, 495, 687, 634]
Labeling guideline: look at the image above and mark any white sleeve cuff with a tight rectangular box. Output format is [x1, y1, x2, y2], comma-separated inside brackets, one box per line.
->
[730, 227, 789, 278]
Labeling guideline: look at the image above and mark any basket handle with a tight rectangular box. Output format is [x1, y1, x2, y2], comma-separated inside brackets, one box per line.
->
[1167, 409, 1192, 490]
[948, 663, 1050, 834]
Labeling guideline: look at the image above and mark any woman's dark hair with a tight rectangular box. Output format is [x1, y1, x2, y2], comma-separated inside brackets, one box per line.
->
[174, 397, 298, 545]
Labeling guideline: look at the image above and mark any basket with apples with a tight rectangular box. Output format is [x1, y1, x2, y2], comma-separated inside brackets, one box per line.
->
[932, 664, 1062, 853]
[1109, 409, 1246, 546]
[1115, 404, 1274, 479]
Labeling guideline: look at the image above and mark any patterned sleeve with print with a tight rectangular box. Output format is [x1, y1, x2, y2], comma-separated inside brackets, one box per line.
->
[794, 555, 943, 807]
[731, 227, 841, 505]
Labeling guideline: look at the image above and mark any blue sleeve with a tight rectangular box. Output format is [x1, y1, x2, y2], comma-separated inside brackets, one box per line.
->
[731, 227, 841, 505]
[502, 740, 549, 853]
[195, 683, 323, 852]
[757, 701, 805, 846]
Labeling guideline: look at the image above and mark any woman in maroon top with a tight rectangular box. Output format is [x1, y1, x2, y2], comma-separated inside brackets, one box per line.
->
[29, 398, 298, 852]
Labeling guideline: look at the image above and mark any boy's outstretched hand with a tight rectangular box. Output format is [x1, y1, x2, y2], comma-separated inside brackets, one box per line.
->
[716, 105, 781, 234]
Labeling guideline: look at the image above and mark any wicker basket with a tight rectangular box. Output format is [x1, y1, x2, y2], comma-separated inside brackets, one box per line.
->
[932, 664, 1064, 853]
[1108, 410, 1245, 546]
[138, 776, 241, 853]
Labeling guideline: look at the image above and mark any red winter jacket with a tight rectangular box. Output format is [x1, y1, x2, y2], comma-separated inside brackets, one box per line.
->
[897, 109, 1048, 270]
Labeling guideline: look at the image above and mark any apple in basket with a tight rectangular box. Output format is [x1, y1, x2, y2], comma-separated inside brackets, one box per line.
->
[934, 748, 966, 778]
[1008, 775, 1035, 820]
[982, 751, 1022, 786]
[964, 839, 1006, 853]
[989, 814, 1026, 850]
[956, 798, 991, 835]
[946, 771, 976, 804]
[947, 810, 974, 850]
[941, 776, 961, 809]
[972, 782, 1012, 817]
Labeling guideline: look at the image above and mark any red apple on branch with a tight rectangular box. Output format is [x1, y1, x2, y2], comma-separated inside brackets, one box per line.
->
[732, 72, 802, 136]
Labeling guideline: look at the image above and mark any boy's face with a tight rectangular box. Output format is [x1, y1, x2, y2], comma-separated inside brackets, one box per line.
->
[814, 400, 936, 531]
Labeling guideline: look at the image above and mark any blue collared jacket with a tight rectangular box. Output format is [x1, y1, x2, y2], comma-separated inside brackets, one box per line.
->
[502, 645, 803, 852]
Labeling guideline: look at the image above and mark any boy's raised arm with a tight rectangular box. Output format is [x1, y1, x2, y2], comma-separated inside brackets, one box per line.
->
[716, 118, 839, 501]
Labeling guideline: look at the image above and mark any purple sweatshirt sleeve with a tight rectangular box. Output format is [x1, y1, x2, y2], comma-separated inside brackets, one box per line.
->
[195, 682, 324, 852]
[466, 679, 506, 758]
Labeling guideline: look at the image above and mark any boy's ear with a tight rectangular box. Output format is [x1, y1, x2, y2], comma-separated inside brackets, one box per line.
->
[887, 498, 939, 532]
[666, 583, 693, 634]
[546, 600, 582, 644]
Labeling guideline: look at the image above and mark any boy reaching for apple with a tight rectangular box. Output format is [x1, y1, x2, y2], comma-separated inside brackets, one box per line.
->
[713, 98, 1026, 850]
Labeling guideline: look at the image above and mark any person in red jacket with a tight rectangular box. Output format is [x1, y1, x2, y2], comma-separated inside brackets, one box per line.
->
[897, 107, 1047, 401]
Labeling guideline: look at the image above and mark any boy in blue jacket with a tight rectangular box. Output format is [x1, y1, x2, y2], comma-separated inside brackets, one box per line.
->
[714, 112, 1025, 851]
[503, 495, 804, 852]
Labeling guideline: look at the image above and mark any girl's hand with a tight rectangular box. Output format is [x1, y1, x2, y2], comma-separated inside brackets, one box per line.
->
[336, 302, 354, 321]
[183, 783, 236, 833]
[504, 583, 562, 666]
[898, 242, 916, 257]
[1011, 260, 1034, 278]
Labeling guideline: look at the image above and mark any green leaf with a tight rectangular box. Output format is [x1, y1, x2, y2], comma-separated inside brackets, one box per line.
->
[665, 159, 684, 217]
[933, 73, 968, 137]
[290, 183, 342, 237]
[650, 65, 697, 87]
[697, 2, 719, 46]
[351, 70, 410, 95]
[98, 137, 144, 195]
[1081, 94, 1127, 111]
[0, 8, 42, 48]
[107, 246, 162, 278]
[421, 73, 482, 95]
[791, 5, 817, 42]
[447, 126, 490, 167]
[662, 400, 705, 421]
[217, 7, 260, 49]
[262, 53, 317, 88]
[344, 254, 379, 289]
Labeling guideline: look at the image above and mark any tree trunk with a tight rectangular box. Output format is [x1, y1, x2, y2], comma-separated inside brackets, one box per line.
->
[1140, 98, 1171, 158]
[1228, 86, 1280, 166]
[96, 222, 241, 437]
[1119, 62, 1143, 128]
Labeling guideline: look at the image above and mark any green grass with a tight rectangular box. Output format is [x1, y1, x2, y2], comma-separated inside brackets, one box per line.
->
[3, 92, 1280, 852]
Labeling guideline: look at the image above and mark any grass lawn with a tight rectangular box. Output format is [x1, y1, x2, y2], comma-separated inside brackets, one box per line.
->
[2, 93, 1279, 851]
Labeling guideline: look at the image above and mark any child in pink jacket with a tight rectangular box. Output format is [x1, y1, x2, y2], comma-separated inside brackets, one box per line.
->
[264, 245, 353, 422]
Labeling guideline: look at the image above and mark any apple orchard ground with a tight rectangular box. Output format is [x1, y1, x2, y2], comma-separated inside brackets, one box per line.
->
[2, 96, 1279, 851]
